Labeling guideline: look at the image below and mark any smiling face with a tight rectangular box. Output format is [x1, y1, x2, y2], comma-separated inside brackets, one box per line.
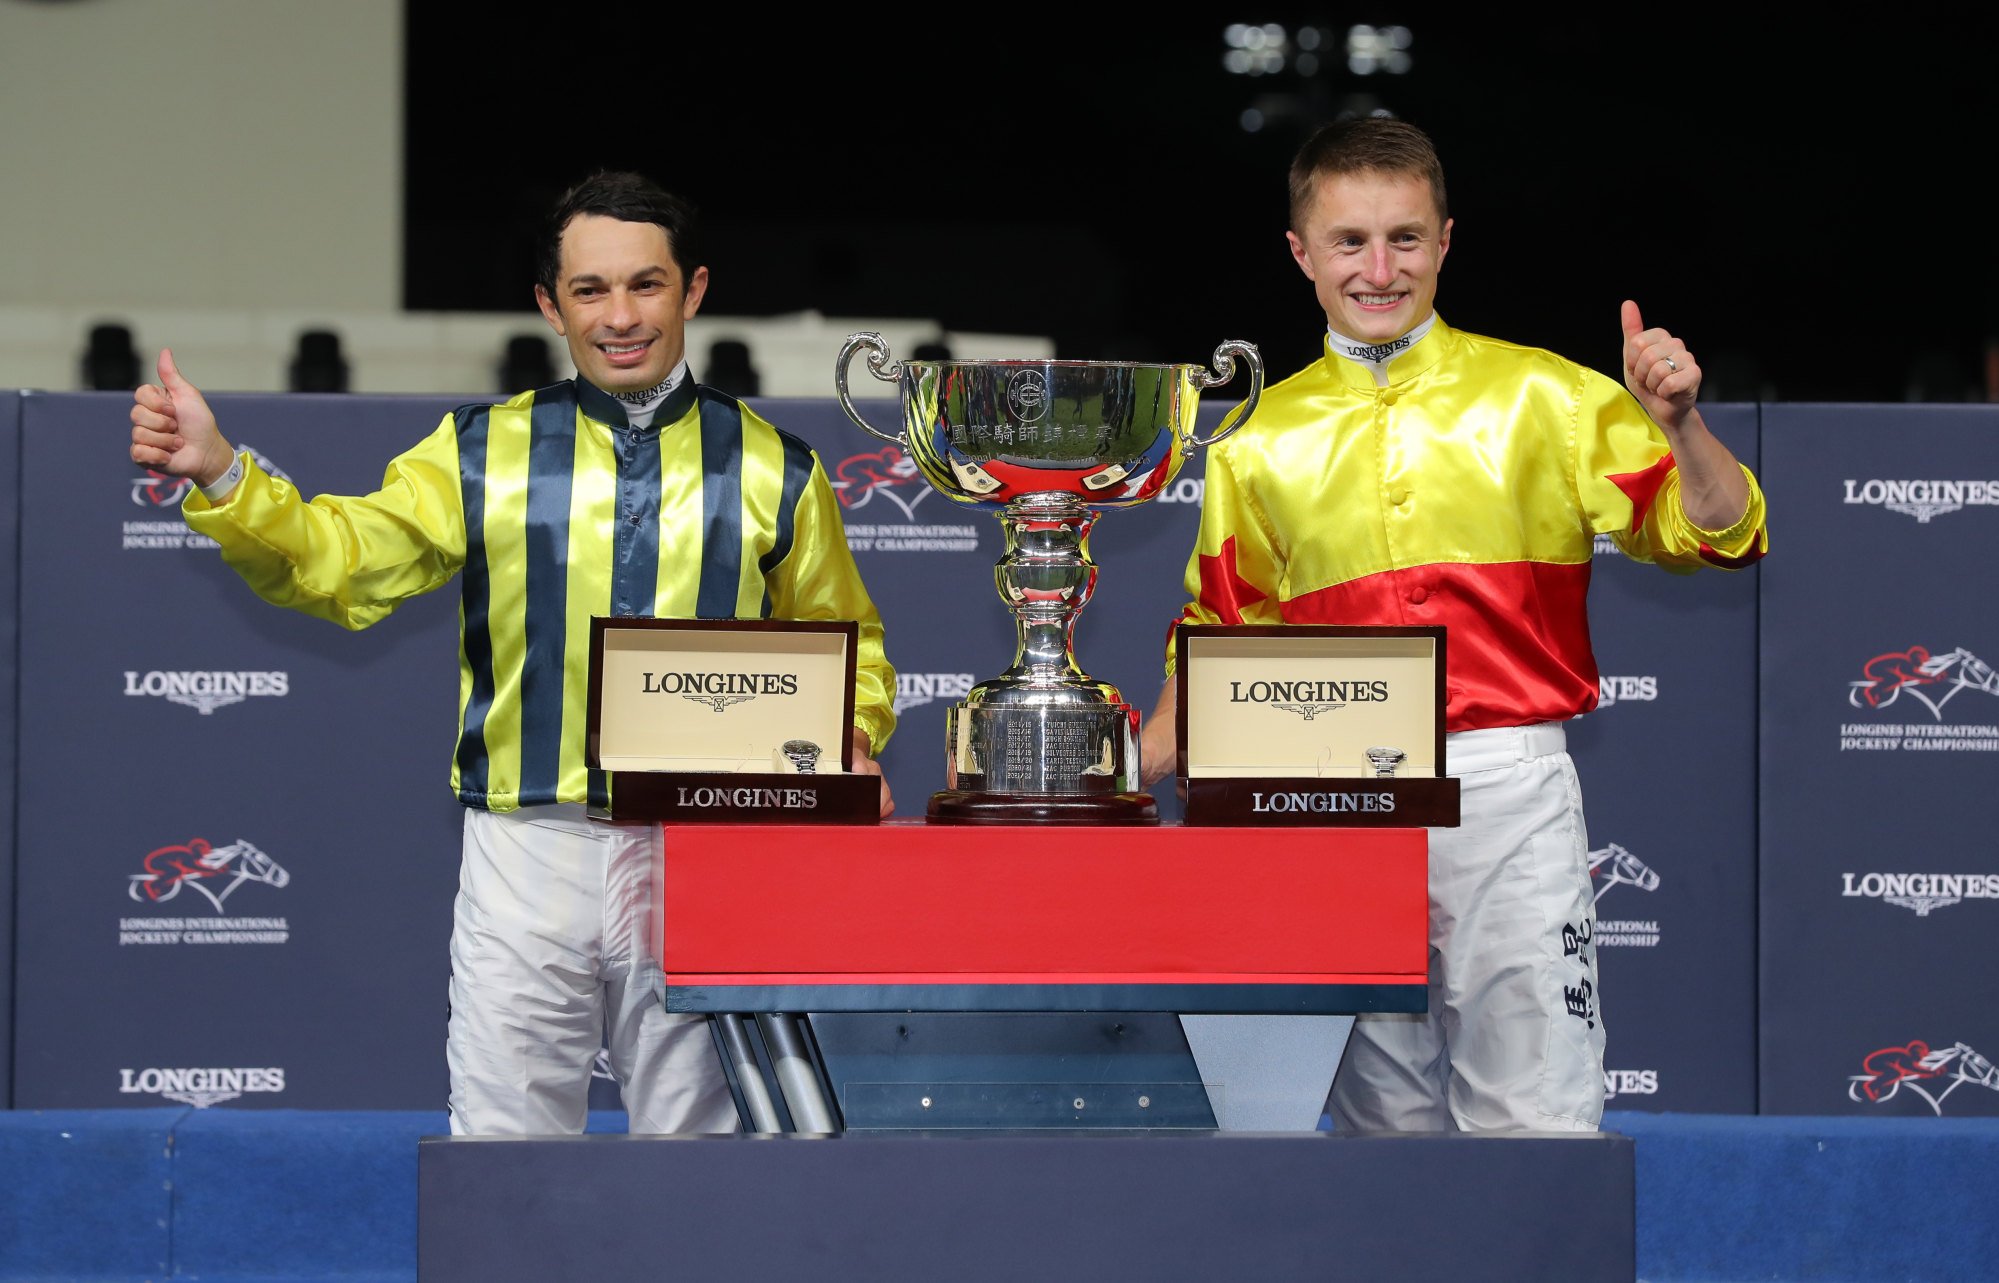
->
[1285, 169, 1451, 345]
[534, 214, 708, 392]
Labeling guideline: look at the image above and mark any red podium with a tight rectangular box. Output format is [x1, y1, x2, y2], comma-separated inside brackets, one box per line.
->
[657, 820, 1427, 1014]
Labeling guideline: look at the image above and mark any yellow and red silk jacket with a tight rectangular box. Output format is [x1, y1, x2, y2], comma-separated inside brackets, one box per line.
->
[1169, 318, 1768, 733]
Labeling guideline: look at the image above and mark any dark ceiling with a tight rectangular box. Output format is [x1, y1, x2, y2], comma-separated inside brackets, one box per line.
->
[405, 9, 1996, 400]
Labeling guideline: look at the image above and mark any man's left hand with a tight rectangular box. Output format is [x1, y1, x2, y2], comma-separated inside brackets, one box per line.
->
[1620, 300, 1699, 435]
[850, 727, 894, 818]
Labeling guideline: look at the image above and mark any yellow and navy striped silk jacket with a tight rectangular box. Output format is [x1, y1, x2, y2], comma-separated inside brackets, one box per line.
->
[185, 378, 896, 811]
[1169, 318, 1768, 733]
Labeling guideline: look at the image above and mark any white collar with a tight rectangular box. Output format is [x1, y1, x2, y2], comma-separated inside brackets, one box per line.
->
[610, 360, 691, 430]
[1326, 313, 1436, 387]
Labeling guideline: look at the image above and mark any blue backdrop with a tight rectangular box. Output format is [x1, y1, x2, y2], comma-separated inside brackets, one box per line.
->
[5, 388, 1992, 1118]
[1, 392, 20, 1111]
[1566, 405, 1761, 1113]
[1758, 405, 1999, 1117]
[14, 392, 463, 1110]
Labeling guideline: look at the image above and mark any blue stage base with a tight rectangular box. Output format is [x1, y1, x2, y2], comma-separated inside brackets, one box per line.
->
[420, 1129, 1633, 1283]
[1612, 1112, 1999, 1282]
[4, 1110, 1997, 1282]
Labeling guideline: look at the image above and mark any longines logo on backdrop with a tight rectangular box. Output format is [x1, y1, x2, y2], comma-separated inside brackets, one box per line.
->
[1603, 1069, 1659, 1099]
[1595, 676, 1658, 708]
[1842, 478, 1999, 523]
[124, 670, 290, 714]
[895, 672, 976, 714]
[1849, 1040, 1999, 1115]
[1590, 843, 1661, 948]
[832, 445, 980, 553]
[118, 1066, 286, 1109]
[1840, 645, 1999, 753]
[1840, 871, 1999, 917]
[124, 444, 290, 550]
[1156, 478, 1204, 505]
[119, 837, 291, 947]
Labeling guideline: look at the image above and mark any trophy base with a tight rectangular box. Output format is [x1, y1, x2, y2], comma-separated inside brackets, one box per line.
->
[926, 790, 1159, 826]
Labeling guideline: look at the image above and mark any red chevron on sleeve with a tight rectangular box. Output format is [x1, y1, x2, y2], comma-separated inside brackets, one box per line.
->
[1607, 452, 1676, 528]
[1698, 539, 1766, 569]
[1196, 537, 1269, 624]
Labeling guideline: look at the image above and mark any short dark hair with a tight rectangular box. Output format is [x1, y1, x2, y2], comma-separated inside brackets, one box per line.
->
[1287, 117, 1448, 233]
[536, 171, 702, 296]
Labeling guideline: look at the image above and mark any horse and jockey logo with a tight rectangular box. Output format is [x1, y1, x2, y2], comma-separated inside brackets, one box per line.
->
[1849, 646, 1999, 720]
[129, 470, 194, 508]
[1849, 1040, 1999, 1115]
[832, 446, 933, 521]
[1588, 843, 1660, 904]
[1587, 844, 1665, 948]
[128, 838, 290, 913]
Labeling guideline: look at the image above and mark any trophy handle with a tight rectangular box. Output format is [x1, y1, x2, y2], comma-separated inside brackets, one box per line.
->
[835, 332, 907, 446]
[1184, 340, 1265, 448]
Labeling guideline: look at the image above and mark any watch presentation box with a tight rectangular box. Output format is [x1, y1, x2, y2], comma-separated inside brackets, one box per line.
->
[586, 617, 879, 824]
[1175, 624, 1461, 827]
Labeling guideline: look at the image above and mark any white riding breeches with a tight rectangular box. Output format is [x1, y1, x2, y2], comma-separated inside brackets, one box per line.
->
[445, 805, 737, 1135]
[1328, 723, 1606, 1132]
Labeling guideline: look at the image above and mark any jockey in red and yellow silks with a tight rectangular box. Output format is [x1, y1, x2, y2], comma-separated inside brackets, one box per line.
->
[1169, 317, 1767, 733]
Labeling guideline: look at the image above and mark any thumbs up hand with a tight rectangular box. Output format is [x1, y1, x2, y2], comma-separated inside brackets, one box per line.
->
[129, 349, 237, 488]
[1619, 300, 1699, 434]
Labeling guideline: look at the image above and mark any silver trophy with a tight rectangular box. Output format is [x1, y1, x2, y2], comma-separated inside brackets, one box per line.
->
[836, 333, 1262, 822]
